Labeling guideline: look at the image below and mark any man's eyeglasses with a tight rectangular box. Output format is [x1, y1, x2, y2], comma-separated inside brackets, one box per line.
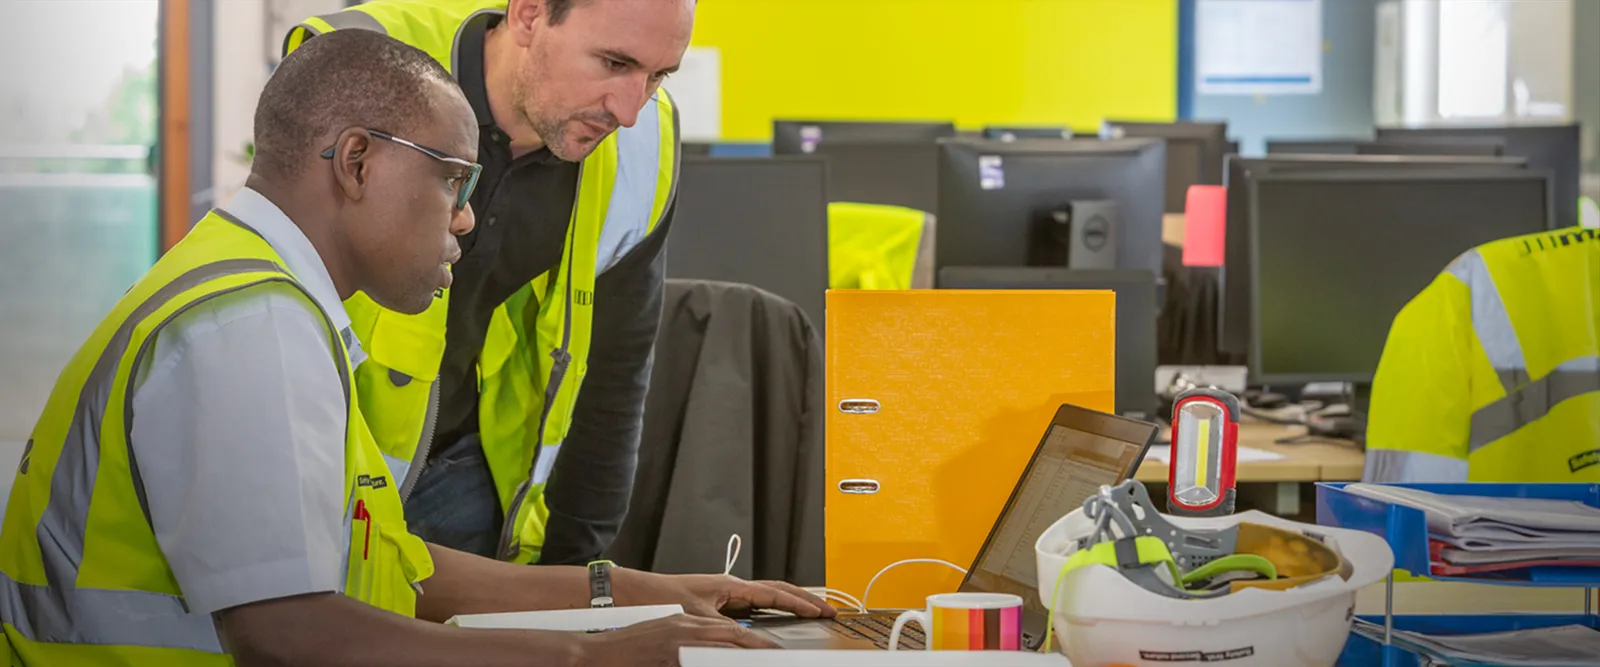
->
[321, 129, 482, 210]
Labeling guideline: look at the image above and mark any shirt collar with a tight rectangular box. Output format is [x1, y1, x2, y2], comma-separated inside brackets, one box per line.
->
[218, 187, 361, 362]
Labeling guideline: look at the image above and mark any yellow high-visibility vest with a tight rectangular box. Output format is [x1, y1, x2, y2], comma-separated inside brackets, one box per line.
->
[828, 202, 929, 291]
[0, 212, 433, 665]
[1366, 226, 1600, 483]
[284, 0, 678, 563]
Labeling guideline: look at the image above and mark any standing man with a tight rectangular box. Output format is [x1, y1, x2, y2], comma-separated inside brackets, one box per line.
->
[284, 0, 689, 565]
[0, 28, 824, 666]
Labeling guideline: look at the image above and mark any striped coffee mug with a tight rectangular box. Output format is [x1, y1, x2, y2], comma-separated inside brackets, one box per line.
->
[888, 593, 1024, 651]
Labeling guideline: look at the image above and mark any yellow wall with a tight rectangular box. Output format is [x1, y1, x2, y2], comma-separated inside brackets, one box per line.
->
[690, 0, 1179, 141]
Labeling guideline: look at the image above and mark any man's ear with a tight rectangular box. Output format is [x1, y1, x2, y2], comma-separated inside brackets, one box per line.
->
[505, 0, 544, 47]
[331, 129, 372, 202]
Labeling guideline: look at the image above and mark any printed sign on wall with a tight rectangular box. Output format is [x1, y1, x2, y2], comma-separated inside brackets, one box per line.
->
[1196, 0, 1324, 95]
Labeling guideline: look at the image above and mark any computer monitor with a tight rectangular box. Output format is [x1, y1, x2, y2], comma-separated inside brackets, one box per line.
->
[936, 267, 1160, 420]
[1248, 168, 1554, 386]
[1218, 154, 1533, 362]
[1267, 139, 1365, 155]
[1267, 137, 1504, 157]
[983, 126, 1074, 141]
[1101, 120, 1228, 214]
[1376, 124, 1582, 229]
[666, 156, 830, 328]
[936, 138, 1167, 278]
[1365, 137, 1504, 157]
[801, 141, 940, 214]
[772, 120, 956, 154]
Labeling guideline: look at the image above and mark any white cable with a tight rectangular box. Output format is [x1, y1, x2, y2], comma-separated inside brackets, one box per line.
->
[720, 534, 958, 614]
[722, 534, 864, 612]
[724, 534, 742, 576]
[861, 559, 970, 612]
[806, 587, 867, 613]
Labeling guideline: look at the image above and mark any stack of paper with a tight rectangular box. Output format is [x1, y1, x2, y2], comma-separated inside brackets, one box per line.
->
[1352, 619, 1600, 667]
[1344, 484, 1600, 575]
[446, 604, 683, 631]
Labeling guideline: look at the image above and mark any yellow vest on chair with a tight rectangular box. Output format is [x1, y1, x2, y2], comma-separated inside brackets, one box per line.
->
[0, 213, 433, 665]
[828, 202, 927, 290]
[284, 0, 679, 563]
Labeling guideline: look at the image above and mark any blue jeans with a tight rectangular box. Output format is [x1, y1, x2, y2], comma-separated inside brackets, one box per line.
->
[403, 434, 503, 558]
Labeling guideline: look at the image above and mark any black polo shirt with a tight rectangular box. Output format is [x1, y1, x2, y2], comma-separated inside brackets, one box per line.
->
[429, 13, 673, 564]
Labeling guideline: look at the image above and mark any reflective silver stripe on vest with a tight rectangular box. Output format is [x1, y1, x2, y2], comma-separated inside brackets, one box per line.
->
[0, 571, 221, 650]
[1450, 250, 1600, 453]
[1470, 356, 1600, 453]
[531, 442, 563, 487]
[14, 259, 281, 653]
[1448, 249, 1528, 391]
[382, 453, 412, 488]
[596, 90, 669, 275]
[1362, 449, 1469, 484]
[311, 9, 387, 34]
[37, 259, 279, 588]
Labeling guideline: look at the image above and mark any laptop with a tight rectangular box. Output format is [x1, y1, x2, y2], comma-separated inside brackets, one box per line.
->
[747, 403, 1159, 650]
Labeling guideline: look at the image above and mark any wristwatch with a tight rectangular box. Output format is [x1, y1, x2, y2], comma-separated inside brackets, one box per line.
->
[588, 560, 615, 608]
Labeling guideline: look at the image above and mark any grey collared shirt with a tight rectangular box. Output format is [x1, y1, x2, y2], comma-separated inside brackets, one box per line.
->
[127, 187, 358, 616]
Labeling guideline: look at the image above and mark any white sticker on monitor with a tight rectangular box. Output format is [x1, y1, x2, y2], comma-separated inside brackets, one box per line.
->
[800, 125, 822, 154]
[979, 155, 1005, 190]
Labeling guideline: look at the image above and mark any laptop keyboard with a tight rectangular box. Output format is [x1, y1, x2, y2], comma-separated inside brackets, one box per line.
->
[829, 614, 926, 650]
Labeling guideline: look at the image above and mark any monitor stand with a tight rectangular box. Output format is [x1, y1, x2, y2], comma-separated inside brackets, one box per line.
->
[1028, 200, 1119, 270]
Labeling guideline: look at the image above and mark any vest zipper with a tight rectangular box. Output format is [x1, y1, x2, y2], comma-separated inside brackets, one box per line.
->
[398, 380, 440, 503]
[495, 161, 585, 561]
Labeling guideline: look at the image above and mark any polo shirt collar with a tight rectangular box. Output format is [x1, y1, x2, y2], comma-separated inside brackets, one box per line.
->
[218, 187, 362, 364]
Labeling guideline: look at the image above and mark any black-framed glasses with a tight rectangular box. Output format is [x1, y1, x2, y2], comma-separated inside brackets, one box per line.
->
[321, 129, 482, 210]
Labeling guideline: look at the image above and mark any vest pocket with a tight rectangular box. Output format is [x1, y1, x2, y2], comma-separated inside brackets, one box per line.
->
[349, 512, 434, 617]
[355, 362, 434, 458]
[358, 308, 448, 458]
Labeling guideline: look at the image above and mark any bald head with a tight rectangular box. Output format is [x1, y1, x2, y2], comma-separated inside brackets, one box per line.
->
[247, 27, 478, 318]
[252, 28, 463, 182]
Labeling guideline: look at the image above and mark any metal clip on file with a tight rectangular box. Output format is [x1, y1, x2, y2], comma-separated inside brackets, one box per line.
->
[1167, 387, 1242, 517]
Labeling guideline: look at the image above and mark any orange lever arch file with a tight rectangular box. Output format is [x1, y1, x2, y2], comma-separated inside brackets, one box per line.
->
[824, 289, 1116, 611]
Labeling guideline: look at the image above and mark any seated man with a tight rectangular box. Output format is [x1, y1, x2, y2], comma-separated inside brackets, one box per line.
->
[0, 29, 828, 666]
[1364, 226, 1600, 483]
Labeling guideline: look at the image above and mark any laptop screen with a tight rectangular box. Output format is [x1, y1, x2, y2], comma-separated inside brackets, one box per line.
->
[959, 405, 1156, 645]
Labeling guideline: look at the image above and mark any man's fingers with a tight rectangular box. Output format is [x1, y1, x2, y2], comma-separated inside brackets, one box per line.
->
[728, 581, 826, 618]
[684, 599, 723, 618]
[758, 580, 837, 617]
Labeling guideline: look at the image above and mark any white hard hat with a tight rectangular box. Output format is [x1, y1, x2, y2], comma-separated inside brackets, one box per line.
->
[1033, 481, 1393, 667]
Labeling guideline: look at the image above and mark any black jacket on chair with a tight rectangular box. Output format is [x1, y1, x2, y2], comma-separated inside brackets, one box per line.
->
[603, 279, 826, 586]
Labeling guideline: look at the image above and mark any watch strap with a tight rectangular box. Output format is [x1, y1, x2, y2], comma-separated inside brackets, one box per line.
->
[588, 560, 615, 608]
